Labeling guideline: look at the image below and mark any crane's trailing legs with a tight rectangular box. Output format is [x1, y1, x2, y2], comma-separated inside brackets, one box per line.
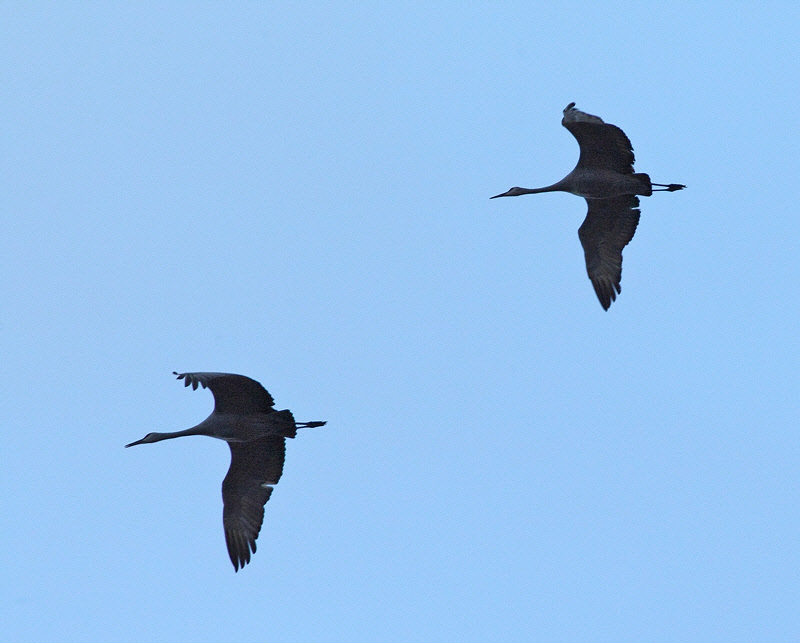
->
[652, 183, 685, 191]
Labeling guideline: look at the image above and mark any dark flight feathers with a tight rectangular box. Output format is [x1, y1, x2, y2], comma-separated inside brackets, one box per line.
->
[175, 371, 276, 413]
[578, 195, 641, 310]
[563, 118, 636, 175]
[223, 435, 287, 571]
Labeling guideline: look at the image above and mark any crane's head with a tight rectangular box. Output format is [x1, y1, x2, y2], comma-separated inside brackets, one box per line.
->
[490, 187, 527, 199]
[125, 432, 166, 447]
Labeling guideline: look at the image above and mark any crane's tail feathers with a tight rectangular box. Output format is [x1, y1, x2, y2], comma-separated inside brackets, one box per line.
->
[652, 183, 686, 191]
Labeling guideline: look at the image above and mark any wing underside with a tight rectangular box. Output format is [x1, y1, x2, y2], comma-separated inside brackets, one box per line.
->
[222, 436, 287, 571]
[562, 104, 636, 174]
[578, 195, 641, 310]
[174, 372, 276, 414]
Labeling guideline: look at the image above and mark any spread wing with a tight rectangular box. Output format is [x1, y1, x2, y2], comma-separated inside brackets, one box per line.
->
[174, 372, 276, 414]
[562, 102, 636, 174]
[578, 195, 641, 310]
[222, 436, 287, 571]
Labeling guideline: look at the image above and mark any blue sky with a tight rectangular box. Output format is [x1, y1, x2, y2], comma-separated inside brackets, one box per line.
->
[3, 3, 799, 640]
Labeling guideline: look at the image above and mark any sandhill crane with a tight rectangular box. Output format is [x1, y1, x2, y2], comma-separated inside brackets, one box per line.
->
[491, 102, 685, 310]
[126, 372, 326, 571]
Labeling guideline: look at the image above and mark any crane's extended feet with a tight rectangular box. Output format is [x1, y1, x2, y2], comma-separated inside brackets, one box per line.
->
[652, 183, 686, 191]
[297, 421, 327, 428]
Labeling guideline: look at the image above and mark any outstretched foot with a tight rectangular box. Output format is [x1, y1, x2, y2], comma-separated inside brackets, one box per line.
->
[652, 183, 686, 191]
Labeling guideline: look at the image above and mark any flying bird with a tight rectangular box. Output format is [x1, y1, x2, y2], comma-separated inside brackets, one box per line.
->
[491, 102, 685, 310]
[126, 372, 326, 571]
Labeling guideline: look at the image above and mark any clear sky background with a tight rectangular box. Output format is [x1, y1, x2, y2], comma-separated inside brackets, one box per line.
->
[3, 3, 799, 640]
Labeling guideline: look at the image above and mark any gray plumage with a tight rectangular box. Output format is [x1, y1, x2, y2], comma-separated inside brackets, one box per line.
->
[492, 102, 685, 310]
[126, 372, 326, 571]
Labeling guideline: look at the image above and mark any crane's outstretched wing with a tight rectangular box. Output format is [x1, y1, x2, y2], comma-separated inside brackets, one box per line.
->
[174, 372, 276, 414]
[562, 102, 635, 174]
[578, 195, 641, 310]
[222, 435, 287, 571]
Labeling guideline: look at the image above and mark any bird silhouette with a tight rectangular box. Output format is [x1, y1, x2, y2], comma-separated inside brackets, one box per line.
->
[126, 371, 326, 571]
[492, 102, 685, 310]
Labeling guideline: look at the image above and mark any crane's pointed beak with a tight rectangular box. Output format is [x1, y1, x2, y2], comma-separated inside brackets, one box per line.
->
[490, 189, 512, 199]
[125, 436, 148, 448]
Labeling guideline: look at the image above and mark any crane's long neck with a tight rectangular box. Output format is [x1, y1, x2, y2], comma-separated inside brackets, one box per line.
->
[153, 426, 209, 441]
[515, 182, 565, 195]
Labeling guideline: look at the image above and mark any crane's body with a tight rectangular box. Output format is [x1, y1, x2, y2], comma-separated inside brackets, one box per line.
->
[492, 102, 684, 310]
[511, 167, 654, 199]
[126, 371, 326, 571]
[141, 410, 299, 444]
